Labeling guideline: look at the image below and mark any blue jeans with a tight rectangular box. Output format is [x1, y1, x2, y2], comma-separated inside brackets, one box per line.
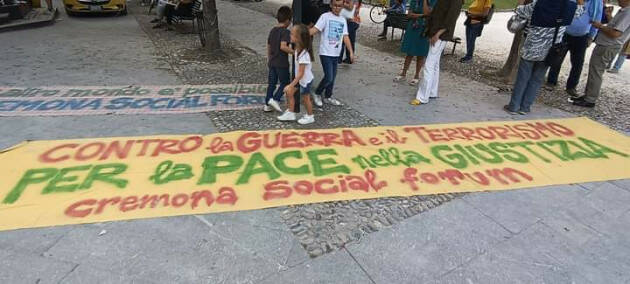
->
[611, 47, 626, 70]
[316, 55, 339, 98]
[546, 34, 588, 90]
[508, 58, 549, 112]
[465, 22, 483, 58]
[340, 21, 359, 62]
[266, 67, 289, 104]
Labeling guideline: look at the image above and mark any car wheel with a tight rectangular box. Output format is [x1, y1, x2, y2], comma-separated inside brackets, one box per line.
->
[120, 7, 128, 16]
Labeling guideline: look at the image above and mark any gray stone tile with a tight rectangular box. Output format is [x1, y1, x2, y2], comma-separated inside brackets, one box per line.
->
[0, 226, 72, 255]
[610, 179, 630, 192]
[578, 181, 610, 191]
[197, 208, 299, 266]
[584, 182, 630, 218]
[0, 114, 216, 150]
[0, 248, 77, 284]
[580, 209, 630, 242]
[541, 209, 604, 247]
[60, 264, 156, 284]
[463, 185, 599, 234]
[438, 222, 592, 284]
[346, 199, 511, 283]
[260, 249, 372, 284]
[567, 236, 630, 283]
[45, 216, 277, 283]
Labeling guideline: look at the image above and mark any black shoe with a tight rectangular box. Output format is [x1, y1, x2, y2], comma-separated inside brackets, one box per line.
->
[503, 105, 518, 115]
[459, 56, 472, 63]
[150, 18, 160, 23]
[572, 97, 595, 108]
[565, 88, 579, 98]
[342, 59, 352, 64]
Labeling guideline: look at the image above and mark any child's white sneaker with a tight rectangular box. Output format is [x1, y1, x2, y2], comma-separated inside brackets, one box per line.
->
[298, 114, 315, 125]
[313, 95, 323, 107]
[268, 99, 282, 112]
[277, 111, 297, 121]
[263, 105, 273, 112]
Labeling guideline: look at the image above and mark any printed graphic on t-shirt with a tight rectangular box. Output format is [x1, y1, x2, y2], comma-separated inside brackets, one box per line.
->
[327, 20, 345, 48]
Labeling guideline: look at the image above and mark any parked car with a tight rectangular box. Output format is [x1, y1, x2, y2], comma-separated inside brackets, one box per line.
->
[63, 0, 127, 16]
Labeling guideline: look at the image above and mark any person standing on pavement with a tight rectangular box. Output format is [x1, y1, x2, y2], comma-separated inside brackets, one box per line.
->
[607, 39, 630, 73]
[411, 0, 463, 105]
[544, 0, 602, 98]
[395, 0, 436, 86]
[460, 0, 493, 63]
[309, 0, 355, 107]
[572, 0, 630, 107]
[264, 6, 293, 113]
[339, 0, 362, 64]
[504, 0, 584, 115]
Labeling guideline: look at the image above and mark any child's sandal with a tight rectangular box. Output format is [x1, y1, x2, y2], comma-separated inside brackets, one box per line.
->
[410, 99, 421, 106]
[393, 75, 405, 82]
[408, 78, 419, 86]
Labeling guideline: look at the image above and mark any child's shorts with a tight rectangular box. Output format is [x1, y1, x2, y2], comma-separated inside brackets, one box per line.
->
[299, 82, 312, 95]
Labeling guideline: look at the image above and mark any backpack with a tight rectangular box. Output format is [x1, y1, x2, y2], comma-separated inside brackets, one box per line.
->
[531, 0, 577, 28]
[483, 4, 495, 25]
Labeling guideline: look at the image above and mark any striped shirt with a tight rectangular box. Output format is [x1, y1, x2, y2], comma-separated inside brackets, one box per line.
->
[517, 0, 585, 61]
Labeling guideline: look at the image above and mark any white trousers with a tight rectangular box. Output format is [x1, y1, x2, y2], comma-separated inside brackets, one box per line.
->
[415, 39, 447, 103]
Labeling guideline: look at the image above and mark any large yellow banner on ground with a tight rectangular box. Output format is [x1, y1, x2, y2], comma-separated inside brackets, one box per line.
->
[1, 117, 629, 231]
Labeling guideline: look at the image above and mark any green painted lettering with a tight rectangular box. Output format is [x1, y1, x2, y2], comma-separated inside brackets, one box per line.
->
[3, 168, 58, 204]
[273, 151, 310, 175]
[237, 152, 281, 184]
[42, 165, 91, 194]
[307, 149, 350, 176]
[78, 163, 128, 190]
[198, 155, 243, 185]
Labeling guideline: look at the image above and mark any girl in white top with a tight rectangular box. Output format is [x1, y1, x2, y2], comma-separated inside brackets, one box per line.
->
[278, 24, 316, 125]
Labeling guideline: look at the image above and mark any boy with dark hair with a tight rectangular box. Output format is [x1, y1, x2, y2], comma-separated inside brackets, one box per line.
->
[309, 0, 355, 107]
[265, 6, 294, 112]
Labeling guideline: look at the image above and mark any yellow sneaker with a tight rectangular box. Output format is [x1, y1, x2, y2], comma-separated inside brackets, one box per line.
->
[410, 99, 421, 105]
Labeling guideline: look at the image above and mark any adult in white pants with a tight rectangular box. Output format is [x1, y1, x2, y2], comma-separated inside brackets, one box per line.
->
[414, 40, 447, 103]
[410, 0, 463, 105]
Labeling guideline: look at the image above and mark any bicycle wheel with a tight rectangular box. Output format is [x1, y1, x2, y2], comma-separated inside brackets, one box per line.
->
[369, 5, 387, 24]
[197, 14, 207, 47]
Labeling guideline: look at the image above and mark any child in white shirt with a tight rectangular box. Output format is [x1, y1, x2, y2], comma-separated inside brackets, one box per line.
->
[277, 24, 316, 125]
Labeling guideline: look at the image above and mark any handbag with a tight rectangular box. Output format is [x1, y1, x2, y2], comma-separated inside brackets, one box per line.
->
[507, 13, 527, 33]
[544, 0, 569, 67]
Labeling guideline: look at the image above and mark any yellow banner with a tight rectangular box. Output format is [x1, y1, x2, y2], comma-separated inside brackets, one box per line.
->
[1, 117, 629, 231]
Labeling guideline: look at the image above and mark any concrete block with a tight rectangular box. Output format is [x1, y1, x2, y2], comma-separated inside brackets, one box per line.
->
[346, 199, 511, 283]
[584, 182, 630, 218]
[260, 249, 372, 284]
[0, 248, 76, 284]
[0, 226, 72, 255]
[44, 216, 277, 283]
[60, 264, 155, 284]
[438, 222, 592, 284]
[463, 185, 599, 234]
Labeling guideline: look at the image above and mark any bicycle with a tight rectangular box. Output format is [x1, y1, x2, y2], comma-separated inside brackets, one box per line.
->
[369, 0, 389, 24]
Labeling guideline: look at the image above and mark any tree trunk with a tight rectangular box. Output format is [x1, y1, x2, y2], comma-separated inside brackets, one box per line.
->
[202, 0, 221, 50]
[496, 31, 524, 84]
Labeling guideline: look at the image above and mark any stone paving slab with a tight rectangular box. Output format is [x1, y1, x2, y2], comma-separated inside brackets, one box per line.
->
[346, 199, 512, 283]
[197, 209, 310, 268]
[583, 182, 630, 218]
[0, 247, 77, 283]
[438, 222, 594, 284]
[260, 249, 373, 284]
[0, 113, 216, 150]
[43, 216, 278, 283]
[60, 264, 157, 284]
[462, 185, 596, 234]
